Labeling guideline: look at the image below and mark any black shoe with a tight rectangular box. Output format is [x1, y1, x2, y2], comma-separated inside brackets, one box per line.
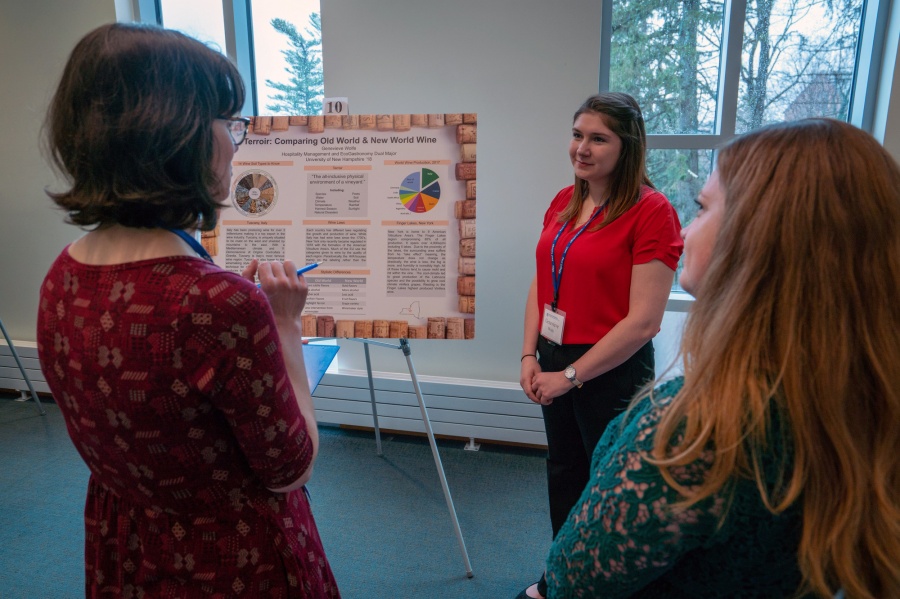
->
[514, 575, 547, 599]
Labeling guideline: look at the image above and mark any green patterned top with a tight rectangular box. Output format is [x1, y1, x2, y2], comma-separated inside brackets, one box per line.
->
[546, 377, 809, 598]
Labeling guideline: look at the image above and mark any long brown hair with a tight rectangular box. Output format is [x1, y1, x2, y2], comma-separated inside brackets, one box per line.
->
[558, 92, 654, 230]
[652, 119, 900, 598]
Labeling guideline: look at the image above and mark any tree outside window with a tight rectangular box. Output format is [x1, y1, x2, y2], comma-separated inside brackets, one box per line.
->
[608, 0, 864, 238]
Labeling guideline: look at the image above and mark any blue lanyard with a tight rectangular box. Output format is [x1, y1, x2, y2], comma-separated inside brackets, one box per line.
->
[167, 228, 214, 263]
[550, 204, 604, 311]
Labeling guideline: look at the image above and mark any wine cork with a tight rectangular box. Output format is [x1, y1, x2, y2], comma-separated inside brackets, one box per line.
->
[458, 296, 476, 314]
[301, 314, 318, 337]
[316, 315, 335, 337]
[252, 116, 272, 136]
[457, 276, 475, 296]
[446, 317, 464, 339]
[354, 320, 373, 338]
[407, 325, 427, 339]
[289, 116, 309, 126]
[359, 115, 376, 129]
[410, 114, 428, 127]
[454, 199, 476, 220]
[372, 319, 390, 338]
[389, 320, 408, 338]
[458, 218, 476, 239]
[342, 115, 359, 129]
[393, 114, 411, 131]
[464, 318, 475, 339]
[460, 143, 476, 163]
[335, 320, 355, 338]
[200, 236, 218, 257]
[324, 115, 343, 129]
[307, 115, 325, 134]
[463, 114, 477, 124]
[458, 256, 475, 275]
[427, 317, 446, 339]
[444, 113, 463, 126]
[427, 114, 445, 128]
[200, 224, 220, 257]
[460, 237, 476, 257]
[376, 115, 394, 131]
[271, 116, 290, 131]
[466, 180, 477, 200]
[456, 124, 477, 144]
[455, 163, 477, 180]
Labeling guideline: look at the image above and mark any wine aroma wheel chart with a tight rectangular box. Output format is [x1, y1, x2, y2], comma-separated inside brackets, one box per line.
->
[399, 168, 441, 213]
[232, 170, 278, 217]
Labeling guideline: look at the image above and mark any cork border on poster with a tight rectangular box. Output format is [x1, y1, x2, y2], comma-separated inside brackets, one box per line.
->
[204, 113, 477, 340]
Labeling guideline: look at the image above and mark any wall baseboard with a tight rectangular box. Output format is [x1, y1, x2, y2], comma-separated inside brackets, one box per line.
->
[1, 340, 547, 447]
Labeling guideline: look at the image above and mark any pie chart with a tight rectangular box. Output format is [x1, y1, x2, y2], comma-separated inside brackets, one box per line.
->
[399, 168, 441, 213]
[232, 170, 278, 217]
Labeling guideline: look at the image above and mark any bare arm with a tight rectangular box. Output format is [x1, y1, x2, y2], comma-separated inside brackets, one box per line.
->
[530, 260, 674, 402]
[242, 259, 318, 492]
[520, 276, 543, 403]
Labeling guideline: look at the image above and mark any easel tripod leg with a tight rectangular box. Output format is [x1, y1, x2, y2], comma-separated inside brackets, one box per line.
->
[363, 342, 383, 455]
[0, 317, 45, 416]
[401, 339, 474, 578]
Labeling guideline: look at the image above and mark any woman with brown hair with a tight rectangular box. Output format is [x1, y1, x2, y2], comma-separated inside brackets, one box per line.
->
[38, 23, 340, 597]
[545, 118, 900, 598]
[517, 92, 683, 599]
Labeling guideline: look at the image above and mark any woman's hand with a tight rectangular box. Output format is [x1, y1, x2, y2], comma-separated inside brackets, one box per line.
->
[241, 259, 308, 322]
[529, 370, 574, 405]
[520, 356, 543, 404]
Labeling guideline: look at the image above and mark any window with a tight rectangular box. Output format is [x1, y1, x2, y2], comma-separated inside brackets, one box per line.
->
[601, 0, 890, 288]
[137, 0, 323, 117]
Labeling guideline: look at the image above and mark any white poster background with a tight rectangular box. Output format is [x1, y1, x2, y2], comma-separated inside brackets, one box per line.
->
[214, 116, 473, 333]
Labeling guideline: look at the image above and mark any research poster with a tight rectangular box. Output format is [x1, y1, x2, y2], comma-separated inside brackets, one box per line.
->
[206, 114, 477, 340]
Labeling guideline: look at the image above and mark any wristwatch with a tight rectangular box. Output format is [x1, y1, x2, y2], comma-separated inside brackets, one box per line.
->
[563, 364, 583, 388]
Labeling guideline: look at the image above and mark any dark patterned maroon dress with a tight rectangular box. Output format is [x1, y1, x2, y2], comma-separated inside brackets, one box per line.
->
[37, 248, 341, 598]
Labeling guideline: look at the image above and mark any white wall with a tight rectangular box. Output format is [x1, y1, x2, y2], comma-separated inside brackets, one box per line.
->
[0, 0, 897, 388]
[0, 0, 116, 339]
[319, 0, 606, 381]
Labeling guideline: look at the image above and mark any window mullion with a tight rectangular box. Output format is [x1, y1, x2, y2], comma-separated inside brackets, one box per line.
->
[222, 0, 257, 116]
[134, 0, 162, 24]
[647, 134, 732, 149]
[850, 0, 893, 132]
[716, 0, 746, 140]
[599, 0, 613, 91]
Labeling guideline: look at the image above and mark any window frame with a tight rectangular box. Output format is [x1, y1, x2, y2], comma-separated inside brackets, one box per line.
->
[600, 0, 895, 146]
[598, 0, 899, 310]
[133, 0, 259, 116]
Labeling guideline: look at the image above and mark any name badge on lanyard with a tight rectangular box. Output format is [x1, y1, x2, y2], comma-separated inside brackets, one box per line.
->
[540, 203, 603, 345]
[541, 305, 566, 345]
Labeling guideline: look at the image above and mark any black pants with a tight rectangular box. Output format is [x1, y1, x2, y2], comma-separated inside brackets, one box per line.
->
[538, 336, 655, 537]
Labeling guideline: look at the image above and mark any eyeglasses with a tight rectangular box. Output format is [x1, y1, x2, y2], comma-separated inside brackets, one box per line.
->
[222, 117, 251, 146]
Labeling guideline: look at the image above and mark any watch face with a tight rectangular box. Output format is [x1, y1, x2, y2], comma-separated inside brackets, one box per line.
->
[564, 365, 576, 379]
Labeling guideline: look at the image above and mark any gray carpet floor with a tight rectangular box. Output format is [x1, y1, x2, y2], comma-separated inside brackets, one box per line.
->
[0, 393, 550, 598]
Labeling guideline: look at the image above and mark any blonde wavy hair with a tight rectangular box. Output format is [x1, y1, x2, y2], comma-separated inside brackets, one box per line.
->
[652, 119, 900, 599]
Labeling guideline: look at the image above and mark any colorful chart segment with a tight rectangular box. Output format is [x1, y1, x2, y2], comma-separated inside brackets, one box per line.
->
[399, 168, 441, 213]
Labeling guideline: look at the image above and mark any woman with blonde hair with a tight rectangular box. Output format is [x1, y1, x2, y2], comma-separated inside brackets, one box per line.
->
[545, 118, 900, 598]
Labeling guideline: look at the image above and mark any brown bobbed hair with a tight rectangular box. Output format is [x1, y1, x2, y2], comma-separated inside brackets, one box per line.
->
[651, 118, 900, 599]
[558, 92, 654, 230]
[44, 22, 245, 231]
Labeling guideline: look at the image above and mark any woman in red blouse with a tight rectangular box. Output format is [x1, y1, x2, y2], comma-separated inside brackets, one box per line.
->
[517, 93, 683, 599]
[38, 23, 340, 597]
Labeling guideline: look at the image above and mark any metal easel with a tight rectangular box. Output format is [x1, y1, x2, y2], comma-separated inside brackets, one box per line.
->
[0, 316, 45, 415]
[315, 336, 474, 578]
